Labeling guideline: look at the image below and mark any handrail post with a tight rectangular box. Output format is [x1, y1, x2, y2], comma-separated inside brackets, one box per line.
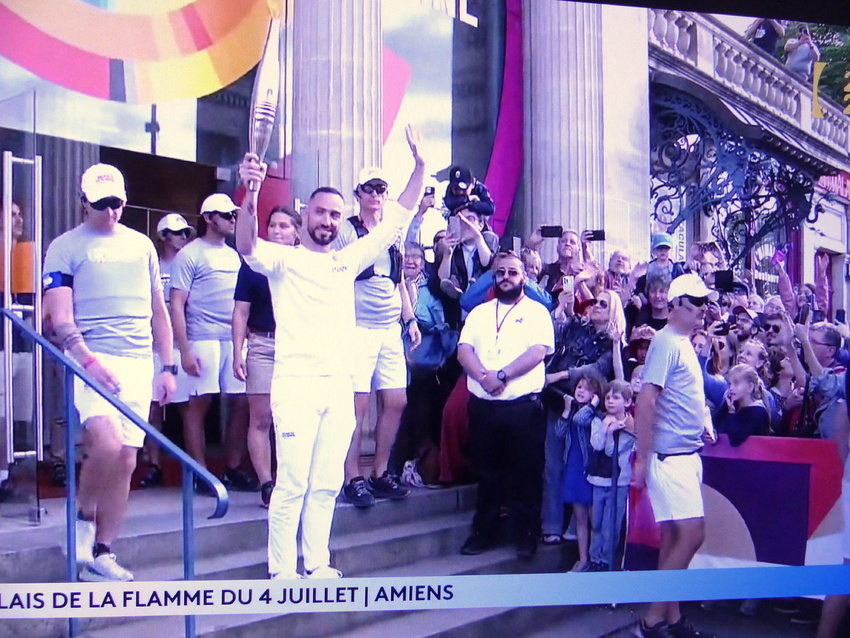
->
[183, 464, 196, 638]
[64, 366, 79, 638]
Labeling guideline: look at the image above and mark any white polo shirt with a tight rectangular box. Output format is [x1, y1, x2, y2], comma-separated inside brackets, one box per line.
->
[459, 296, 554, 401]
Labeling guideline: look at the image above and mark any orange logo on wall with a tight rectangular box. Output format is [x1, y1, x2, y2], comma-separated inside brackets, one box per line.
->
[0, 0, 272, 103]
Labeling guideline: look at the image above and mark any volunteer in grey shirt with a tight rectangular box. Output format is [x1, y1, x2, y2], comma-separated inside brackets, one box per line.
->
[44, 163, 176, 582]
[632, 273, 717, 638]
[170, 193, 256, 494]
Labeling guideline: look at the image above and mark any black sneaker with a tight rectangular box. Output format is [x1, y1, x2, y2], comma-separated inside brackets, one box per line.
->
[634, 619, 672, 638]
[193, 477, 216, 497]
[788, 607, 819, 625]
[773, 597, 800, 614]
[667, 617, 715, 638]
[260, 481, 274, 509]
[588, 561, 609, 572]
[0, 479, 13, 503]
[460, 532, 496, 556]
[343, 477, 375, 508]
[222, 467, 259, 492]
[367, 472, 409, 500]
[516, 533, 537, 560]
[138, 464, 163, 488]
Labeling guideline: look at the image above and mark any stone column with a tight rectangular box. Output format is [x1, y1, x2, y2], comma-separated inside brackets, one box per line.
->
[291, 0, 382, 204]
[523, 1, 651, 265]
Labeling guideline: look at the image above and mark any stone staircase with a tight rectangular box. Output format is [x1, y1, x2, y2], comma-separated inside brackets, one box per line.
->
[0, 485, 634, 638]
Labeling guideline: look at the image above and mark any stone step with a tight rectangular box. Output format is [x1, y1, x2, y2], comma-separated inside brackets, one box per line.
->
[77, 543, 575, 638]
[0, 484, 477, 585]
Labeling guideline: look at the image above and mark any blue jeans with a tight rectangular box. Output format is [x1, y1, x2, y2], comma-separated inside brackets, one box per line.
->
[542, 411, 566, 535]
[590, 484, 628, 567]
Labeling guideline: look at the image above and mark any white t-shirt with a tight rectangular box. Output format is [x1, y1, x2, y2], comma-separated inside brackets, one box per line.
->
[459, 296, 555, 401]
[332, 216, 402, 329]
[641, 325, 706, 454]
[243, 201, 412, 379]
[170, 238, 241, 341]
[43, 223, 160, 358]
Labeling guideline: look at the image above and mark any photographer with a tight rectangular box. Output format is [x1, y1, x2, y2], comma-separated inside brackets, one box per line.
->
[784, 24, 820, 80]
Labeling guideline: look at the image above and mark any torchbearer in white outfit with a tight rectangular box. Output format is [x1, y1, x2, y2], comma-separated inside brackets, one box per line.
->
[235, 130, 422, 579]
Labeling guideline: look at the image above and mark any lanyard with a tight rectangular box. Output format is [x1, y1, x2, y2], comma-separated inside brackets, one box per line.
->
[495, 296, 523, 336]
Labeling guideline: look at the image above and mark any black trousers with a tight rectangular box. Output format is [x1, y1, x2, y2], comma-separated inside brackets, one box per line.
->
[467, 394, 546, 541]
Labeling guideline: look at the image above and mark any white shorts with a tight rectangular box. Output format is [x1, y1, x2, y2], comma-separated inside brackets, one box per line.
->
[152, 348, 190, 404]
[647, 451, 704, 522]
[179, 340, 246, 400]
[352, 325, 407, 393]
[73, 352, 153, 448]
[0, 350, 34, 421]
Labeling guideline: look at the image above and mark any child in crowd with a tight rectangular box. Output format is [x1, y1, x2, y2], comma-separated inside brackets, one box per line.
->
[587, 380, 635, 572]
[715, 364, 771, 446]
[556, 372, 603, 572]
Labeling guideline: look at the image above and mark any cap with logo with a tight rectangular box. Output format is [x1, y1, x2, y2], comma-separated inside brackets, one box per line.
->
[448, 165, 473, 190]
[651, 232, 674, 251]
[731, 305, 757, 320]
[357, 166, 388, 187]
[81, 164, 126, 203]
[157, 213, 191, 236]
[668, 273, 718, 301]
[200, 193, 239, 215]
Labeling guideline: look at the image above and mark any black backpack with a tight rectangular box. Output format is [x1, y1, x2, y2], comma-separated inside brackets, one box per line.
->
[348, 216, 402, 285]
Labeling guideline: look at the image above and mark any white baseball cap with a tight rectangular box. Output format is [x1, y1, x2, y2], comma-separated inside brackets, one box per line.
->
[81, 164, 126, 203]
[157, 213, 190, 236]
[357, 166, 388, 186]
[200, 193, 238, 215]
[668, 273, 718, 301]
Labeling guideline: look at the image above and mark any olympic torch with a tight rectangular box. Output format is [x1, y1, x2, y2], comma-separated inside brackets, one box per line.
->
[248, 1, 283, 192]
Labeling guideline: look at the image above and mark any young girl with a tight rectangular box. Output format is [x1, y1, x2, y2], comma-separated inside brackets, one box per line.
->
[556, 371, 603, 572]
[587, 380, 635, 572]
[715, 364, 771, 446]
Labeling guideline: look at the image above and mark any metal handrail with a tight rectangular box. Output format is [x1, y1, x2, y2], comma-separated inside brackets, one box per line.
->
[1, 309, 228, 638]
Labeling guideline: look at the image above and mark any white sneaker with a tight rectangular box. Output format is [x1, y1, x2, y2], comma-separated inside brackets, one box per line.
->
[303, 565, 343, 579]
[79, 553, 134, 582]
[401, 460, 424, 488]
[271, 571, 301, 580]
[75, 519, 95, 565]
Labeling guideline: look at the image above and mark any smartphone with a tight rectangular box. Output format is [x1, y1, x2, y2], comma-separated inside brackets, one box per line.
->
[714, 322, 731, 336]
[512, 236, 522, 254]
[447, 215, 461, 237]
[587, 229, 606, 241]
[714, 269, 734, 293]
[424, 186, 435, 196]
[770, 248, 786, 268]
[798, 302, 811, 325]
[562, 275, 575, 294]
[540, 225, 563, 238]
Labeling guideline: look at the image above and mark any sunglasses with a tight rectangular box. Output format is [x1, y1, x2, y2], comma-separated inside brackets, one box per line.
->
[360, 182, 387, 195]
[765, 324, 782, 334]
[587, 298, 609, 308]
[495, 268, 522, 278]
[212, 211, 237, 221]
[683, 294, 709, 307]
[165, 228, 191, 238]
[89, 196, 124, 211]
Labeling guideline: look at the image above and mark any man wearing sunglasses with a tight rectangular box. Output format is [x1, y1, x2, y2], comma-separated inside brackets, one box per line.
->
[43, 164, 177, 581]
[334, 135, 425, 509]
[138, 214, 193, 489]
[170, 194, 255, 495]
[632, 273, 718, 638]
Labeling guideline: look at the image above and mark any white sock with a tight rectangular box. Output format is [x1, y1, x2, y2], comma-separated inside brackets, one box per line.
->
[0, 470, 9, 482]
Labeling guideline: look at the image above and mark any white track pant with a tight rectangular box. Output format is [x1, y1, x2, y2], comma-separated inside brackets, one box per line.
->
[267, 375, 355, 576]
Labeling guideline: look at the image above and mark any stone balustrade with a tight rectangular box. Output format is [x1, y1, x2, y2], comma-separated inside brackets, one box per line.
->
[647, 7, 850, 156]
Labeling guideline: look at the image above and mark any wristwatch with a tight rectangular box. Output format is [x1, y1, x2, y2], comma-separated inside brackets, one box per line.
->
[497, 370, 507, 383]
[161, 365, 179, 375]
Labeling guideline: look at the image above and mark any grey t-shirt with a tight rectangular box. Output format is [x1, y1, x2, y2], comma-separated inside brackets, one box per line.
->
[43, 223, 160, 358]
[332, 217, 402, 329]
[170, 238, 240, 341]
[641, 325, 706, 454]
